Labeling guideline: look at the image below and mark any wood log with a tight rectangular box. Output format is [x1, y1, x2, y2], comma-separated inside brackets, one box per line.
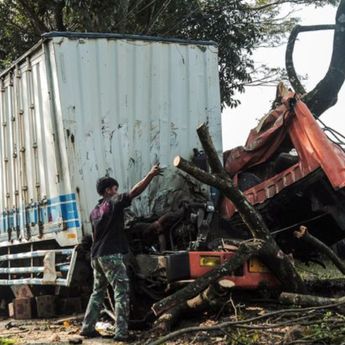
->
[279, 292, 345, 311]
[151, 240, 262, 316]
[155, 283, 229, 333]
[305, 278, 345, 292]
[294, 226, 345, 275]
[154, 304, 186, 333]
[173, 155, 305, 292]
[196, 123, 225, 175]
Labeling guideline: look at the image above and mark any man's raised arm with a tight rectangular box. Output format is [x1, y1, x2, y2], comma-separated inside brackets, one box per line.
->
[129, 164, 162, 199]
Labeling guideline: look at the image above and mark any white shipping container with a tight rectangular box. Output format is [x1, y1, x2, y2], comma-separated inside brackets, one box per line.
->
[0, 32, 222, 285]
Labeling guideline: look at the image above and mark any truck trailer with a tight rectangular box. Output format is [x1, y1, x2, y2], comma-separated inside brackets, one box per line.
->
[0, 32, 223, 287]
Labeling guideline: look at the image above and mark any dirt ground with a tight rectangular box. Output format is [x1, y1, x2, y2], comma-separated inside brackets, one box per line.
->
[1, 300, 345, 345]
[0, 315, 228, 345]
[1, 260, 344, 345]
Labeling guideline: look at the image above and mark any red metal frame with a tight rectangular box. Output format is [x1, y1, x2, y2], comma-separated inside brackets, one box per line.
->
[188, 251, 279, 289]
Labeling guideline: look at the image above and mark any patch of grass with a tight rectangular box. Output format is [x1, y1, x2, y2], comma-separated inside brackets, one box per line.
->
[306, 311, 345, 343]
[0, 338, 16, 345]
[227, 329, 261, 345]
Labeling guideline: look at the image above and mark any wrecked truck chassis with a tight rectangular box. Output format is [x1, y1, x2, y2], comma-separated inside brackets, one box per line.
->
[222, 167, 345, 258]
[132, 249, 279, 303]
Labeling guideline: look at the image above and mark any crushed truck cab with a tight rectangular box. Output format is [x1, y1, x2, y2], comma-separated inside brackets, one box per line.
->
[221, 92, 345, 254]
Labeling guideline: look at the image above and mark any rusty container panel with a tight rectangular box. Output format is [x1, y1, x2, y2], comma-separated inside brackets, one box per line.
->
[0, 33, 222, 247]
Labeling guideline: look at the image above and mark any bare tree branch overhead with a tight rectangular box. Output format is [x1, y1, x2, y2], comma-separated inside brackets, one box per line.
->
[286, 0, 345, 117]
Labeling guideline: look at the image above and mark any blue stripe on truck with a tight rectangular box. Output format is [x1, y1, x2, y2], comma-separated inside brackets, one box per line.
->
[0, 193, 80, 236]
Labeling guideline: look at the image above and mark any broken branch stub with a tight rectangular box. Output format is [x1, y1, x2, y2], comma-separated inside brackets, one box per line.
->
[155, 284, 229, 334]
[294, 226, 345, 275]
[196, 123, 225, 175]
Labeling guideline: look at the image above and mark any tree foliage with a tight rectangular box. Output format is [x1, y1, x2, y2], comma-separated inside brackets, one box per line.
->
[0, 0, 340, 108]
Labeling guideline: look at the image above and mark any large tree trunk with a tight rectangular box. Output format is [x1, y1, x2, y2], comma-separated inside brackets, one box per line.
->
[286, 0, 345, 117]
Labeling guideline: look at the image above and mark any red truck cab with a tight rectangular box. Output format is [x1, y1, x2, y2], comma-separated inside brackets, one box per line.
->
[221, 93, 345, 252]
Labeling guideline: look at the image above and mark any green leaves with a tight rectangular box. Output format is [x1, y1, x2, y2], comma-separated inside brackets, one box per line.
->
[0, 0, 340, 108]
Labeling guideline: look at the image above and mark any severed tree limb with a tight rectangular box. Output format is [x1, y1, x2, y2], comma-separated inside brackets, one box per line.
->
[174, 156, 271, 240]
[151, 240, 262, 316]
[294, 226, 345, 275]
[154, 283, 232, 333]
[286, 24, 335, 96]
[279, 292, 345, 311]
[196, 123, 224, 175]
[154, 304, 187, 334]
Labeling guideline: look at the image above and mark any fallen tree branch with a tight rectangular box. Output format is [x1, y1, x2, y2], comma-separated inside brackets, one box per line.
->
[294, 226, 345, 275]
[154, 304, 186, 333]
[53, 314, 85, 325]
[173, 155, 272, 240]
[279, 291, 345, 310]
[196, 123, 224, 175]
[174, 153, 305, 292]
[147, 299, 345, 345]
[151, 240, 262, 316]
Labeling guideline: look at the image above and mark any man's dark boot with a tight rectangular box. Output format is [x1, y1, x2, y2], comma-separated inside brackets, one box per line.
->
[113, 333, 136, 342]
[79, 329, 102, 338]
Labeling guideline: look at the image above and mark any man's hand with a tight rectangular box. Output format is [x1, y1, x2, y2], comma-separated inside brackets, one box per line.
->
[129, 164, 164, 199]
[149, 164, 163, 177]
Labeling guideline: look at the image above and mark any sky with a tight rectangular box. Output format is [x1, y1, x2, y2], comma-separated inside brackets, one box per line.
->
[221, 4, 344, 150]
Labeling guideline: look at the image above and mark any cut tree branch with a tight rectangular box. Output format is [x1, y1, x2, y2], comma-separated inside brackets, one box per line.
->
[147, 298, 345, 345]
[196, 123, 224, 175]
[151, 240, 261, 316]
[294, 225, 345, 275]
[279, 292, 345, 310]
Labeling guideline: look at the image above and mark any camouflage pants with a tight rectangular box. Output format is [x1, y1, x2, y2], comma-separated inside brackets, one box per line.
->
[81, 253, 130, 337]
